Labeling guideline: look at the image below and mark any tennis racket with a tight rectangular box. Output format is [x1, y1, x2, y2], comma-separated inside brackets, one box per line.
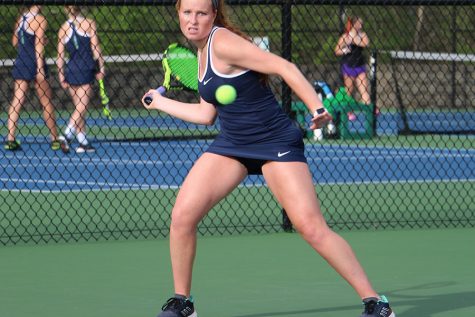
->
[98, 79, 112, 120]
[144, 43, 198, 105]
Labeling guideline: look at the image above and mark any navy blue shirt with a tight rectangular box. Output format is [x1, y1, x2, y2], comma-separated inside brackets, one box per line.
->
[198, 27, 306, 172]
[12, 13, 47, 81]
[65, 20, 96, 85]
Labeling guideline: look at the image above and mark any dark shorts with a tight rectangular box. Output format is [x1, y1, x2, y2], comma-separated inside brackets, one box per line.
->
[341, 64, 366, 78]
[206, 139, 307, 175]
[66, 66, 95, 86]
[12, 62, 49, 81]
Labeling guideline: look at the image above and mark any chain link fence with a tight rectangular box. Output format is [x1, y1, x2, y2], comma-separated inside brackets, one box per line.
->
[1, 0, 474, 245]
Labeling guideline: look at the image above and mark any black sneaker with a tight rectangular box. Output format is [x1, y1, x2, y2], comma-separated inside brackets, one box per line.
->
[158, 296, 197, 317]
[4, 140, 21, 151]
[360, 295, 395, 317]
[76, 143, 95, 154]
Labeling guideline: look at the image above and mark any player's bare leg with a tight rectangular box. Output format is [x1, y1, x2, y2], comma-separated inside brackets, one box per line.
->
[157, 154, 247, 317]
[344, 74, 355, 96]
[170, 153, 247, 296]
[344, 75, 357, 120]
[356, 72, 371, 105]
[262, 161, 378, 299]
[6, 80, 28, 141]
[35, 78, 59, 142]
[68, 84, 94, 153]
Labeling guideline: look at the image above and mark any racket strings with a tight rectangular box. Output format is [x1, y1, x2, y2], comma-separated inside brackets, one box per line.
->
[165, 46, 198, 91]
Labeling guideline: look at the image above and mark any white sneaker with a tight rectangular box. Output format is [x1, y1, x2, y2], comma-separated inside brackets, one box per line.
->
[76, 143, 96, 153]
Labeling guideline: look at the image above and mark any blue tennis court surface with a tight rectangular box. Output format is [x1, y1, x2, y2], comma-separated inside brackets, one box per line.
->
[2, 139, 474, 192]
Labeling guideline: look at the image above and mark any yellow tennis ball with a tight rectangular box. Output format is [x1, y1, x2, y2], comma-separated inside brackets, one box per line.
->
[215, 85, 237, 105]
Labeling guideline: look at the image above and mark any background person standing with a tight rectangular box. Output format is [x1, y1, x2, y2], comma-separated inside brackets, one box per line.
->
[57, 5, 105, 153]
[5, 5, 66, 152]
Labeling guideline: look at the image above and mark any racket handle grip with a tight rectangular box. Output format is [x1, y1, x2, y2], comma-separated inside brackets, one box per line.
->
[144, 86, 167, 105]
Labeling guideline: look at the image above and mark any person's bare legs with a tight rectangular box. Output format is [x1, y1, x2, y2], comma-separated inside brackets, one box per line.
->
[68, 84, 92, 135]
[343, 74, 354, 97]
[170, 153, 247, 296]
[262, 161, 378, 299]
[343, 74, 358, 120]
[356, 72, 371, 105]
[6, 80, 29, 141]
[35, 77, 59, 141]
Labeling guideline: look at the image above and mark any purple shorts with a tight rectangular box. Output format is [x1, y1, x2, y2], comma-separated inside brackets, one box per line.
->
[341, 64, 366, 78]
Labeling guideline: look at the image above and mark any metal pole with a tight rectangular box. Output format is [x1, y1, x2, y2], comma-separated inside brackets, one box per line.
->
[281, 0, 293, 232]
[370, 49, 378, 134]
[451, 5, 457, 108]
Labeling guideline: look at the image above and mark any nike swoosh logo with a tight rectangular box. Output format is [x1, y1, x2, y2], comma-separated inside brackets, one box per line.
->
[203, 77, 213, 85]
[277, 151, 291, 157]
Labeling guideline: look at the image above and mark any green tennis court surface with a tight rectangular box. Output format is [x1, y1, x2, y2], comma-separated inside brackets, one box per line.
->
[1, 227, 473, 317]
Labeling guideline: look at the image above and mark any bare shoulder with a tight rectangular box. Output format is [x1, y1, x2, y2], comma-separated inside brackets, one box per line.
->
[15, 14, 23, 25]
[212, 28, 252, 55]
[84, 18, 97, 33]
[214, 28, 248, 43]
[58, 21, 69, 35]
[31, 14, 47, 30]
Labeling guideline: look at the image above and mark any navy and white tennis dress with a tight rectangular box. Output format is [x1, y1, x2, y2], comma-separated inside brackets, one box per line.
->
[12, 13, 48, 81]
[199, 27, 307, 175]
[64, 20, 96, 85]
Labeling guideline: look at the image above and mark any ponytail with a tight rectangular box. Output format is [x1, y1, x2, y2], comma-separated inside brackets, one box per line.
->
[345, 17, 352, 34]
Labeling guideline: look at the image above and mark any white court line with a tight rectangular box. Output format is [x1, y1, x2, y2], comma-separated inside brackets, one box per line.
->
[2, 146, 474, 169]
[306, 145, 475, 158]
[0, 54, 164, 67]
[0, 177, 179, 192]
[309, 143, 475, 153]
[0, 154, 196, 168]
[315, 153, 474, 160]
[2, 144, 473, 193]
[2, 177, 474, 194]
[386, 50, 475, 62]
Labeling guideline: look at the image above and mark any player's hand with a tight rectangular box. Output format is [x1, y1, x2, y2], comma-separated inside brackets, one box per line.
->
[344, 33, 353, 45]
[36, 69, 46, 81]
[142, 89, 160, 109]
[348, 29, 357, 42]
[95, 70, 105, 81]
[310, 108, 332, 130]
[58, 73, 69, 89]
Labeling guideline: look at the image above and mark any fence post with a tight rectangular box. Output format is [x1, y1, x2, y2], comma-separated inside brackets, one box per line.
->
[281, 0, 293, 232]
[370, 49, 378, 134]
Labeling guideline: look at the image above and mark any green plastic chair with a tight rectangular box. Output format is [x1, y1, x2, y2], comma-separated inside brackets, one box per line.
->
[323, 87, 375, 140]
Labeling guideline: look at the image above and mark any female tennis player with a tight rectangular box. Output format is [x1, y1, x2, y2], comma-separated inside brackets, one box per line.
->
[5, 5, 66, 152]
[334, 16, 375, 120]
[57, 5, 105, 153]
[142, 1, 395, 316]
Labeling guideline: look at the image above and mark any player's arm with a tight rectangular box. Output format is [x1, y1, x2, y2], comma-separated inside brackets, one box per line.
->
[12, 18, 20, 48]
[143, 93, 218, 126]
[334, 34, 350, 56]
[33, 15, 47, 80]
[56, 24, 68, 89]
[353, 31, 369, 47]
[89, 19, 105, 80]
[213, 29, 329, 128]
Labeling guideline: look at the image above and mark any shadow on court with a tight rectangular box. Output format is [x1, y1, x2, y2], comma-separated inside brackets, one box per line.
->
[232, 283, 475, 317]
